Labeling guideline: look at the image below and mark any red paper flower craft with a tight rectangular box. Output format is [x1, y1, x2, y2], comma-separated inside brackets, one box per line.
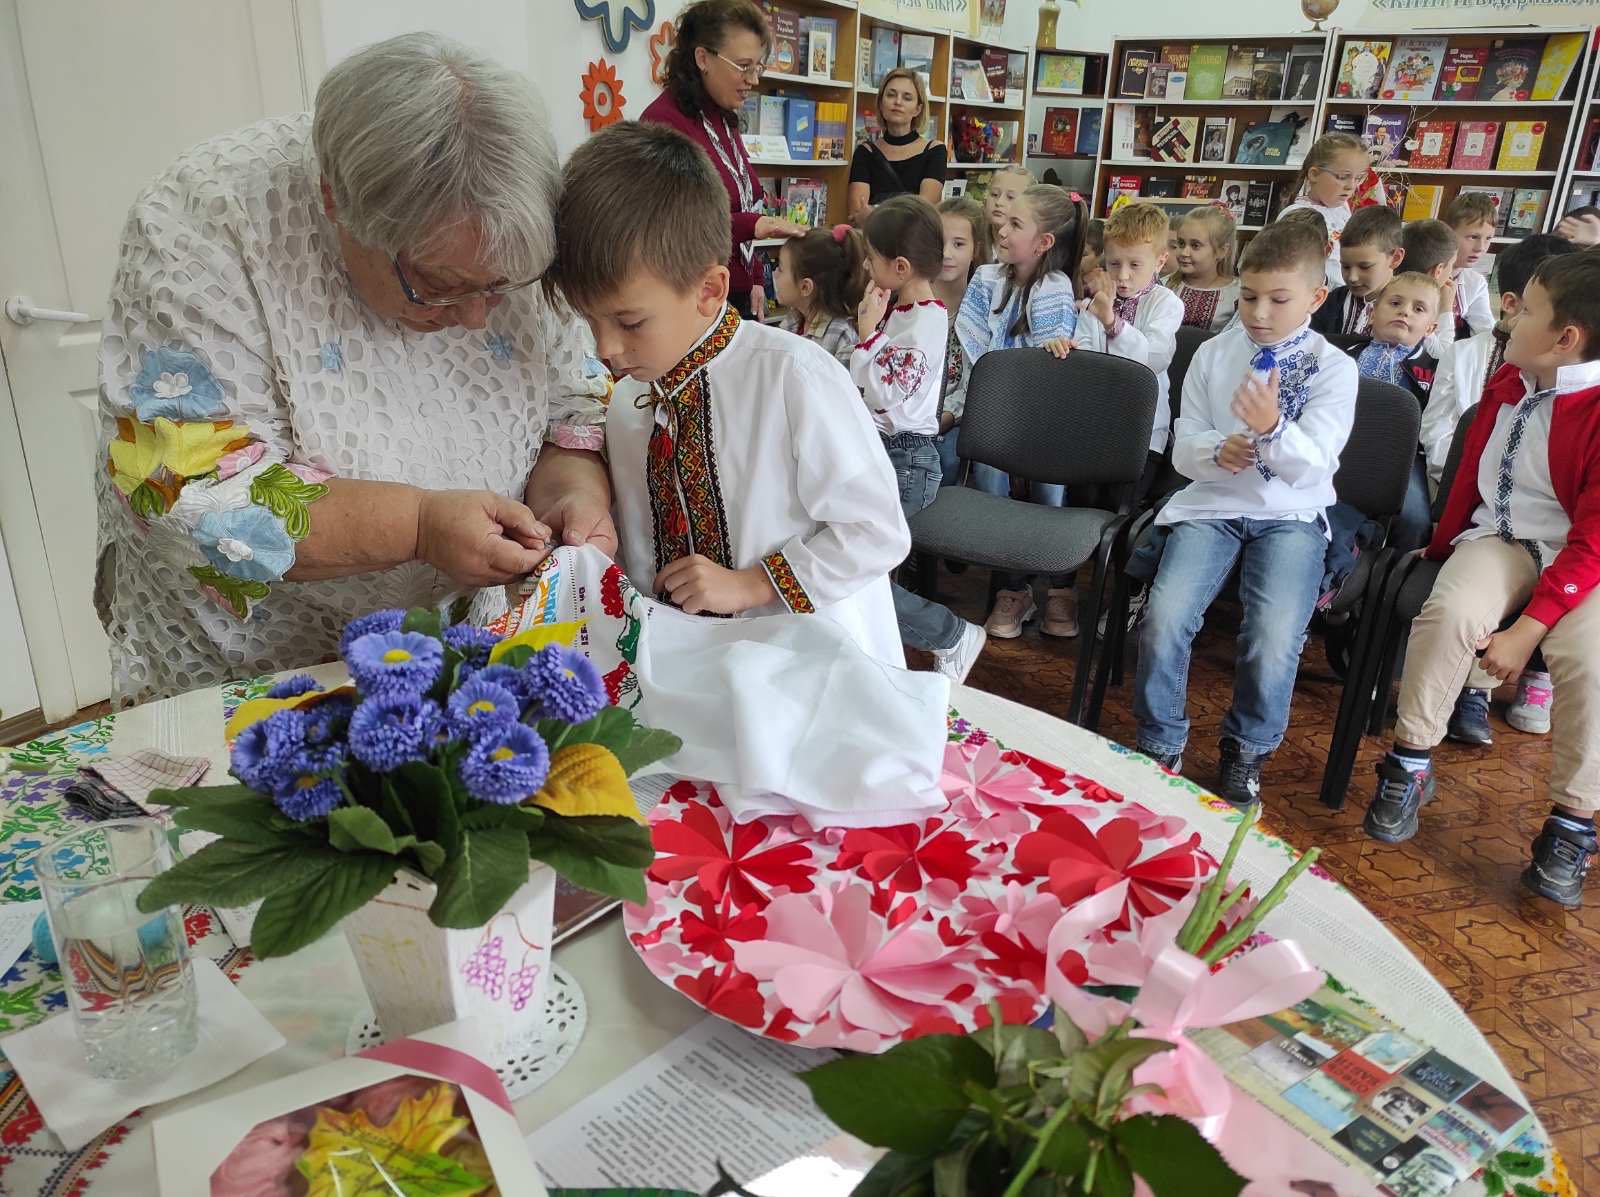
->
[678, 893, 769, 963]
[1013, 812, 1205, 923]
[1002, 748, 1073, 796]
[648, 800, 816, 907]
[674, 964, 766, 1028]
[580, 58, 625, 133]
[648, 20, 675, 86]
[830, 819, 982, 901]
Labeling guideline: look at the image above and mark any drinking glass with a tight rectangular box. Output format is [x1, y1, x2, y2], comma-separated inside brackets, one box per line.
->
[34, 819, 198, 1079]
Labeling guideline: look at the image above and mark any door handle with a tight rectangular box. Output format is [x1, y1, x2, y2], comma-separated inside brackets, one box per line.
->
[5, 296, 94, 326]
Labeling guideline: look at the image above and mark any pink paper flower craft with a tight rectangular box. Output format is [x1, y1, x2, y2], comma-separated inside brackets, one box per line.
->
[940, 741, 1042, 836]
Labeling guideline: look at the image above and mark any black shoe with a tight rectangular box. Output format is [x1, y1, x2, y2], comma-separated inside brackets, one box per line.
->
[1446, 688, 1494, 746]
[1363, 754, 1436, 843]
[1216, 739, 1263, 809]
[1137, 744, 1183, 774]
[1521, 821, 1596, 908]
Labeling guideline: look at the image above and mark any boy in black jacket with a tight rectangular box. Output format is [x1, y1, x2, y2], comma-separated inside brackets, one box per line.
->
[1312, 205, 1403, 339]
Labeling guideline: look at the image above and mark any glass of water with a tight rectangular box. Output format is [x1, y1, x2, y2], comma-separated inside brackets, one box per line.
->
[34, 819, 198, 1079]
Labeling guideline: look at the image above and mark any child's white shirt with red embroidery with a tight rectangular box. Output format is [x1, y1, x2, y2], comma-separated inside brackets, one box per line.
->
[849, 299, 948, 436]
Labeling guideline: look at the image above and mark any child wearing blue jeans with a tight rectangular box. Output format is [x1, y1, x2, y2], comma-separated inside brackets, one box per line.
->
[1133, 221, 1358, 807]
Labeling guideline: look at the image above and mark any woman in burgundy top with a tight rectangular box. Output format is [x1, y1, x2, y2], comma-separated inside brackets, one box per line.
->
[642, 0, 805, 317]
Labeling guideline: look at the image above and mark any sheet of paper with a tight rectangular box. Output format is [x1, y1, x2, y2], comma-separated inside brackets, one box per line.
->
[527, 1016, 850, 1191]
[0, 900, 46, 976]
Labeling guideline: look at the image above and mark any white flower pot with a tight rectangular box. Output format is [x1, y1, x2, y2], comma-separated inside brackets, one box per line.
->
[342, 863, 556, 1061]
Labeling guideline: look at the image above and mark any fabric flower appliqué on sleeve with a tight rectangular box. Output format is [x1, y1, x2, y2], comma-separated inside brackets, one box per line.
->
[195, 506, 296, 581]
[128, 346, 228, 422]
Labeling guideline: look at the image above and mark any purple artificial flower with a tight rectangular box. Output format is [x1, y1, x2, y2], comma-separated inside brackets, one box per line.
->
[469, 663, 535, 703]
[273, 775, 344, 821]
[302, 695, 356, 746]
[460, 723, 550, 805]
[231, 709, 307, 793]
[523, 646, 607, 725]
[347, 631, 443, 696]
[446, 677, 519, 737]
[442, 623, 500, 667]
[338, 609, 405, 659]
[267, 674, 320, 700]
[347, 693, 443, 771]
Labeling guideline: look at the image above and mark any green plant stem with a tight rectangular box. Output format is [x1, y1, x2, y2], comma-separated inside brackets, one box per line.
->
[1202, 847, 1321, 965]
[1178, 805, 1256, 953]
[1214, 880, 1250, 918]
[1001, 1098, 1081, 1197]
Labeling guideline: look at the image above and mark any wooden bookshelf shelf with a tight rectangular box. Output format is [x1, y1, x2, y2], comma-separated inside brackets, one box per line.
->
[1322, 97, 1573, 108]
[1109, 97, 1312, 108]
[949, 161, 1022, 170]
[950, 97, 1026, 111]
[1103, 158, 1303, 172]
[750, 157, 849, 166]
[1381, 166, 1559, 177]
[763, 71, 853, 90]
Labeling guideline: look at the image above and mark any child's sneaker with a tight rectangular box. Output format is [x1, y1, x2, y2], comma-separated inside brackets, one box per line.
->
[1507, 670, 1553, 735]
[1362, 753, 1436, 844]
[1521, 817, 1595, 908]
[1041, 587, 1079, 638]
[1216, 738, 1263, 808]
[984, 589, 1036, 639]
[1445, 687, 1494, 746]
[931, 621, 987, 684]
[1137, 744, 1182, 774]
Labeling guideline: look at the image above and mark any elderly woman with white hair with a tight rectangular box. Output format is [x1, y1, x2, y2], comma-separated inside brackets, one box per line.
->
[96, 33, 614, 704]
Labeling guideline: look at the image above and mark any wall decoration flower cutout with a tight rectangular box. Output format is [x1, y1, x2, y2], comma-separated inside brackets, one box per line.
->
[580, 58, 626, 133]
[648, 20, 675, 86]
[574, 0, 655, 55]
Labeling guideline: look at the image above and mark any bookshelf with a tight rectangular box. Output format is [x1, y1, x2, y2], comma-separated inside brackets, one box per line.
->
[1027, 46, 1107, 194]
[1094, 32, 1335, 243]
[1323, 26, 1596, 243]
[946, 31, 1033, 175]
[1556, 29, 1600, 221]
[853, 9, 952, 161]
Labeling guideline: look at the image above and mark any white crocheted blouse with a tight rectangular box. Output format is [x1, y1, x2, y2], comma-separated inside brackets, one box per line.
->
[95, 114, 607, 705]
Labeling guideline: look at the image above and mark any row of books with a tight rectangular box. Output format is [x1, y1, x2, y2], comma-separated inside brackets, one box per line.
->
[952, 113, 1020, 164]
[858, 27, 937, 92]
[1037, 106, 1103, 157]
[760, 4, 838, 78]
[1385, 184, 1549, 235]
[1333, 33, 1583, 103]
[951, 51, 1028, 105]
[737, 96, 848, 160]
[1328, 111, 1548, 172]
[1105, 173, 1277, 227]
[1111, 106, 1311, 167]
[1118, 43, 1324, 104]
[1577, 117, 1600, 172]
[755, 175, 829, 228]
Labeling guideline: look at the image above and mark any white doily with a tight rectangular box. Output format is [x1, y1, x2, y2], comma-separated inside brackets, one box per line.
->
[345, 964, 587, 1102]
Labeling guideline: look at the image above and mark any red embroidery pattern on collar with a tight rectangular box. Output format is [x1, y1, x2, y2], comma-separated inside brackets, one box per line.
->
[762, 550, 815, 613]
[652, 305, 741, 400]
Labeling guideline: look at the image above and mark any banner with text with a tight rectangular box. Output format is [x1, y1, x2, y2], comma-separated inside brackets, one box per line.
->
[1353, 0, 1600, 30]
[859, 0, 977, 37]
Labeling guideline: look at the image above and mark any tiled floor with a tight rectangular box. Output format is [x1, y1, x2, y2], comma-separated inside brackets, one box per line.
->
[914, 566, 1600, 1190]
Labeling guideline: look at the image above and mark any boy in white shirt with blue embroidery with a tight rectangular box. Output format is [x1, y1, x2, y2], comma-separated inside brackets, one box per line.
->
[1134, 221, 1358, 806]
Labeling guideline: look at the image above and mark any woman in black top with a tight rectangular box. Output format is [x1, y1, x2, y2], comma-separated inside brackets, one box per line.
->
[847, 68, 947, 219]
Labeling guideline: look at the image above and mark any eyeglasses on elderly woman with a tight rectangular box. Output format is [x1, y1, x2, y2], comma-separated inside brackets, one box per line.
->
[390, 255, 541, 307]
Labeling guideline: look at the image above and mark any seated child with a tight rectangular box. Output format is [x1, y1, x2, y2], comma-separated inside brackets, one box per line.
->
[1311, 204, 1403, 339]
[1342, 272, 1443, 552]
[773, 224, 868, 366]
[855, 195, 988, 680]
[1166, 204, 1241, 333]
[550, 121, 910, 667]
[931, 197, 991, 484]
[1443, 192, 1497, 338]
[1133, 220, 1357, 806]
[1362, 252, 1600, 909]
[1419, 233, 1578, 746]
[1398, 218, 1461, 356]
[1279, 132, 1367, 289]
[1554, 204, 1600, 247]
[982, 166, 1034, 257]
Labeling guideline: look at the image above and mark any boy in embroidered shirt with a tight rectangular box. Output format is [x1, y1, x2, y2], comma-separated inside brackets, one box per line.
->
[1398, 218, 1461, 356]
[1443, 193, 1498, 339]
[1133, 221, 1357, 807]
[549, 121, 910, 667]
[1363, 252, 1600, 909]
[1311, 204, 1404, 340]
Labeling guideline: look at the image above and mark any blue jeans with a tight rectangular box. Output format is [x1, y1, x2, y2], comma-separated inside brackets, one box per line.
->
[1389, 453, 1433, 554]
[885, 434, 964, 652]
[1134, 517, 1327, 757]
[936, 425, 962, 485]
[970, 463, 1064, 505]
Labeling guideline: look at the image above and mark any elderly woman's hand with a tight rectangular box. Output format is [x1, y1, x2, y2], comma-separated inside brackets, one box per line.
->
[416, 490, 550, 587]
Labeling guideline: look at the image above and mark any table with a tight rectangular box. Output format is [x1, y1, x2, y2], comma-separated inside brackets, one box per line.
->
[0, 680, 1572, 1196]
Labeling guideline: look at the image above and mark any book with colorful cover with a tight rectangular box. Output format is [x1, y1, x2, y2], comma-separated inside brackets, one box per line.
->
[1107, 173, 1143, 213]
[1334, 39, 1392, 99]
[1041, 107, 1079, 156]
[1192, 978, 1539, 1196]
[1185, 43, 1229, 101]
[1450, 122, 1499, 171]
[1270, 106, 1313, 166]
[1379, 36, 1447, 101]
[1235, 118, 1296, 167]
[1199, 115, 1233, 163]
[1507, 188, 1551, 236]
[799, 16, 838, 78]
[1251, 46, 1288, 100]
[1220, 180, 1248, 224]
[1407, 120, 1456, 170]
[1458, 186, 1511, 234]
[1402, 184, 1444, 220]
[1159, 43, 1192, 72]
[982, 49, 1010, 103]
[1324, 111, 1360, 138]
[857, 37, 872, 87]
[1181, 173, 1219, 198]
[1036, 53, 1086, 95]
[870, 27, 899, 88]
[1436, 46, 1488, 101]
[1076, 108, 1103, 157]
[1482, 38, 1543, 102]
[1119, 48, 1155, 97]
[1531, 31, 1584, 100]
[783, 97, 816, 158]
[814, 101, 848, 160]
[1151, 115, 1199, 163]
[954, 58, 990, 102]
[1361, 111, 1410, 166]
[1132, 106, 1156, 158]
[899, 33, 936, 86]
[1496, 120, 1546, 171]
[767, 4, 801, 75]
[781, 177, 827, 226]
[1222, 44, 1257, 98]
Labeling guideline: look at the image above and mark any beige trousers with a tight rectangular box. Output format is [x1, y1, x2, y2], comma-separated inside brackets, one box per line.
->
[1395, 536, 1600, 813]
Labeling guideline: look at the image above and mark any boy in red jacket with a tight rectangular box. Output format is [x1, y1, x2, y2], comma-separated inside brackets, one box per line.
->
[1362, 252, 1600, 907]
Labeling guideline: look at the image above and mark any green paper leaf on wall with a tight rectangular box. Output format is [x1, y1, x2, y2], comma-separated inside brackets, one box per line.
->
[251, 851, 398, 957]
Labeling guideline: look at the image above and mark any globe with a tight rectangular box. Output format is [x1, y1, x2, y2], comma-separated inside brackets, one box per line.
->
[1302, 0, 1339, 29]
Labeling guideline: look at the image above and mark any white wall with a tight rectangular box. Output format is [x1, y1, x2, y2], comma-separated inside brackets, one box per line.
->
[0, 530, 39, 719]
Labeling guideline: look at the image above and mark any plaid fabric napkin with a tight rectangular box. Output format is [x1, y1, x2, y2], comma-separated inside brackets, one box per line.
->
[64, 750, 210, 820]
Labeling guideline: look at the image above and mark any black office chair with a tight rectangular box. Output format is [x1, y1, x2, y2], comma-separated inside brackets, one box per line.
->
[906, 348, 1157, 727]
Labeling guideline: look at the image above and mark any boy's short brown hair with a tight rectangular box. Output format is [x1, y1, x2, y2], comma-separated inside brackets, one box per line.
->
[1442, 191, 1499, 231]
[1239, 220, 1327, 286]
[1104, 202, 1169, 249]
[1532, 251, 1600, 358]
[1277, 206, 1329, 245]
[547, 121, 730, 311]
[1342, 204, 1403, 253]
[1376, 270, 1443, 311]
[1398, 219, 1458, 278]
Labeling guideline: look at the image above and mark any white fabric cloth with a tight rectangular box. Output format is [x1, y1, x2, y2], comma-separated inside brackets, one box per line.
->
[1071, 285, 1183, 453]
[482, 546, 949, 828]
[849, 299, 947, 435]
[779, 311, 856, 369]
[1280, 198, 1350, 289]
[1453, 266, 1495, 336]
[1422, 329, 1497, 490]
[955, 263, 1077, 358]
[1160, 323, 1357, 532]
[606, 308, 909, 668]
[1457, 359, 1600, 567]
[96, 114, 606, 706]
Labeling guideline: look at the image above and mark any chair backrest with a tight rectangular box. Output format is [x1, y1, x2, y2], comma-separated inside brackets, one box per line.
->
[960, 348, 1158, 487]
[1168, 326, 1213, 419]
[1331, 377, 1422, 521]
[1430, 403, 1479, 524]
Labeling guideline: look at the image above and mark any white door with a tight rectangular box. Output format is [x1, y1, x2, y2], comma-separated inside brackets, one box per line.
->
[0, 0, 320, 717]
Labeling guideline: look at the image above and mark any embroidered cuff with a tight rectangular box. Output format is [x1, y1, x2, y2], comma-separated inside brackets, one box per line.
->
[1255, 415, 1288, 446]
[762, 550, 815, 614]
[856, 330, 885, 352]
[548, 422, 607, 452]
[1108, 315, 1127, 340]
